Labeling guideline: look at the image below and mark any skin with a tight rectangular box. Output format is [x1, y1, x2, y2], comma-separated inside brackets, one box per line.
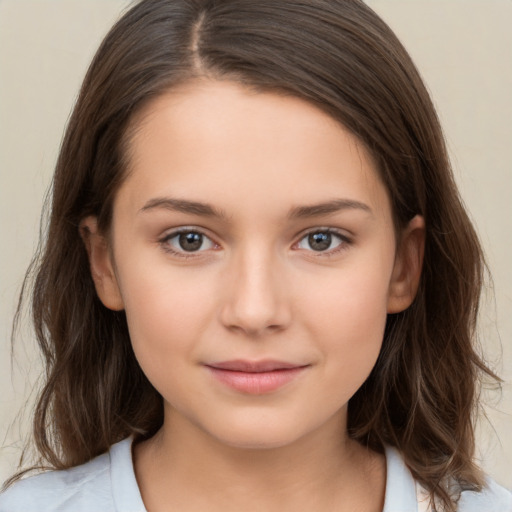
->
[82, 79, 425, 512]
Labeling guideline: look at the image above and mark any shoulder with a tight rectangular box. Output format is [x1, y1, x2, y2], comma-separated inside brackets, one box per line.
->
[457, 477, 512, 512]
[384, 445, 512, 512]
[0, 445, 116, 512]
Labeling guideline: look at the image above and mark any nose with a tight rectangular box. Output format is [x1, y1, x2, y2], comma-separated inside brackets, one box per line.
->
[219, 247, 292, 337]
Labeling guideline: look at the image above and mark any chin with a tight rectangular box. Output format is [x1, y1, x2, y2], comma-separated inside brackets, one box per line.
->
[204, 415, 316, 451]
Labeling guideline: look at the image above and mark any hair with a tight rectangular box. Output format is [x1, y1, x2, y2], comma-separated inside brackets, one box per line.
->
[8, 1, 499, 510]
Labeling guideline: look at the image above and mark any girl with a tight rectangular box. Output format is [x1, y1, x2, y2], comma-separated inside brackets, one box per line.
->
[1, 1, 510, 511]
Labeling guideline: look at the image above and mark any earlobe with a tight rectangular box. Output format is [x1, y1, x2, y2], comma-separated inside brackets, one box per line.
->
[79, 216, 124, 311]
[387, 215, 425, 314]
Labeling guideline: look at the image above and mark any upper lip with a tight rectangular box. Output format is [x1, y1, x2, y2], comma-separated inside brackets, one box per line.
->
[206, 360, 308, 373]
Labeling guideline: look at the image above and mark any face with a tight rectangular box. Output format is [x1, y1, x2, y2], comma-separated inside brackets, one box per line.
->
[84, 80, 423, 449]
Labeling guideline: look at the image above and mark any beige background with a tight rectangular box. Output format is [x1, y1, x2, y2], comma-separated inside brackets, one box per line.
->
[1, 0, 511, 489]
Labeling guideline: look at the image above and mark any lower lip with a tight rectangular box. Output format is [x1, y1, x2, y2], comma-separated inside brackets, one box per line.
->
[206, 366, 308, 394]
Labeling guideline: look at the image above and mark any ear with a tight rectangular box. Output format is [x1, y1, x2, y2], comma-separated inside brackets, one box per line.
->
[387, 215, 425, 314]
[79, 216, 124, 311]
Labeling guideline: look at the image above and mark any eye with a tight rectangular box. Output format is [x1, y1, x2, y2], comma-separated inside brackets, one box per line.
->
[296, 230, 347, 253]
[161, 230, 216, 254]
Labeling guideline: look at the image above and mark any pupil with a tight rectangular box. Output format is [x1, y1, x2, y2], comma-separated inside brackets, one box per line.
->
[179, 232, 203, 251]
[309, 232, 331, 251]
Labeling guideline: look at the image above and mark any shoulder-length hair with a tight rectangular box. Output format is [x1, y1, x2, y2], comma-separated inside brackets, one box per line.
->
[11, 1, 498, 510]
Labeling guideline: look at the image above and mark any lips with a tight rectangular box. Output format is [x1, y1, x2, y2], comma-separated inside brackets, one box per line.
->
[205, 360, 310, 394]
[208, 359, 303, 372]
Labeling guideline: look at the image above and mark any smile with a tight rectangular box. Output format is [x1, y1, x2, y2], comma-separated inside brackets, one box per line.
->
[204, 360, 310, 394]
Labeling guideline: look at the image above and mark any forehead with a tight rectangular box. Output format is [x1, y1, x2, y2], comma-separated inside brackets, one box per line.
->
[117, 79, 390, 221]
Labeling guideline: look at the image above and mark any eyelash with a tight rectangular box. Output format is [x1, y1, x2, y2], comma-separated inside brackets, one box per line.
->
[158, 227, 352, 259]
[294, 228, 352, 257]
[158, 227, 218, 259]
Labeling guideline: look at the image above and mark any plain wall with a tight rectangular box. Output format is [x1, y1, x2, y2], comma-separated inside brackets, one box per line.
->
[1, 0, 511, 489]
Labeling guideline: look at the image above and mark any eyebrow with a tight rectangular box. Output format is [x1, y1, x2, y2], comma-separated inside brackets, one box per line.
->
[139, 197, 372, 219]
[288, 199, 373, 219]
[139, 197, 229, 220]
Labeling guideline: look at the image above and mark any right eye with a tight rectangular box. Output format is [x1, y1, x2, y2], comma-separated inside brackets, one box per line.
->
[160, 230, 216, 255]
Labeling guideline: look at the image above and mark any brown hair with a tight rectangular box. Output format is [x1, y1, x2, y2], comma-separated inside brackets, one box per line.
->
[9, 1, 499, 510]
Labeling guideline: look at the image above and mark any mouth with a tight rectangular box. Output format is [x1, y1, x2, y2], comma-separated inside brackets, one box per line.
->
[204, 359, 310, 394]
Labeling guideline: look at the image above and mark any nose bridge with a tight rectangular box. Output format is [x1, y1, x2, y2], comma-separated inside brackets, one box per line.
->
[220, 240, 290, 336]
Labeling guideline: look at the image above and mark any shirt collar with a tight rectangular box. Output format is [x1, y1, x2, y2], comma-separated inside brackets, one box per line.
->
[110, 437, 147, 512]
[383, 444, 418, 512]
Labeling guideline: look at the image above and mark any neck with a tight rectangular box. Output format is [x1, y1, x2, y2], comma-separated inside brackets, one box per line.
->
[133, 409, 386, 512]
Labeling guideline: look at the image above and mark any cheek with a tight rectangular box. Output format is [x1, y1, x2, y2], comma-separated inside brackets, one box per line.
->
[303, 254, 391, 332]
[115, 259, 216, 365]
[116, 266, 219, 413]
[298, 255, 393, 387]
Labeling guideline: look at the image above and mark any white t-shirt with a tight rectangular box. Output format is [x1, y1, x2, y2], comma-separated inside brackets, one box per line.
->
[1, 438, 510, 511]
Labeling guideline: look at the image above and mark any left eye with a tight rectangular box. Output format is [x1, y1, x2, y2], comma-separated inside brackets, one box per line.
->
[296, 231, 345, 252]
[163, 231, 216, 253]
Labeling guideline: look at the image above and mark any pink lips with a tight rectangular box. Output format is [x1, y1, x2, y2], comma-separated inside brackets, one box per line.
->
[205, 360, 309, 394]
